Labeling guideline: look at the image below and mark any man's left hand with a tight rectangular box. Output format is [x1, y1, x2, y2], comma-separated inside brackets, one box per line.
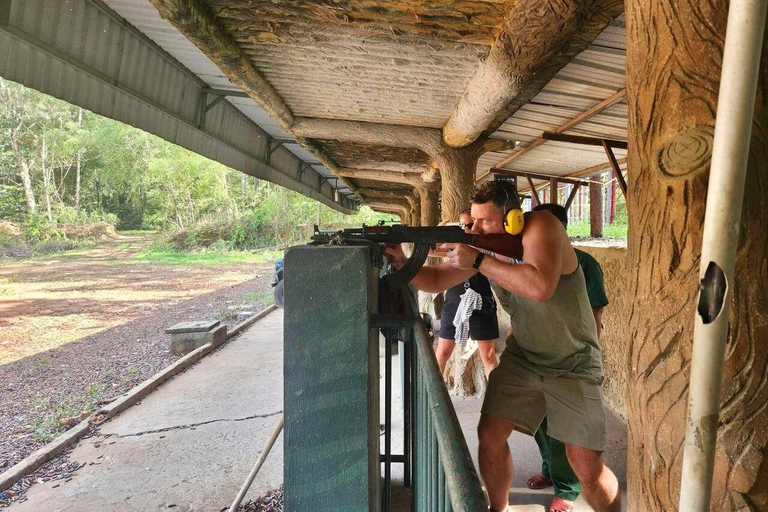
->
[439, 243, 478, 270]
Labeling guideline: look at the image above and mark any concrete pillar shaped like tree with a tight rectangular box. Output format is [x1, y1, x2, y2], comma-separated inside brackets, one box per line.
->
[435, 138, 513, 222]
[625, 1, 768, 510]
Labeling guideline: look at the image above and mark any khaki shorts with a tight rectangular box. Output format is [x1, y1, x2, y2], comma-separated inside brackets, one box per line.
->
[481, 354, 607, 451]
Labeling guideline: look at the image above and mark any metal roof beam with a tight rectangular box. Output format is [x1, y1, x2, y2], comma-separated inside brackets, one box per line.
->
[201, 87, 250, 98]
[541, 132, 628, 150]
[491, 88, 627, 170]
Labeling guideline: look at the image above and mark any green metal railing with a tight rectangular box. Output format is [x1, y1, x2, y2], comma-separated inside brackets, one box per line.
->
[410, 313, 487, 512]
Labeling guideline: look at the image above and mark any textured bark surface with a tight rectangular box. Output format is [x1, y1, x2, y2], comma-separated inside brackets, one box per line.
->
[625, 2, 768, 510]
[436, 141, 486, 221]
[443, 348, 485, 396]
[443, 0, 624, 147]
[206, 0, 511, 46]
[573, 245, 629, 417]
[416, 182, 440, 226]
[149, 0, 292, 126]
[292, 117, 444, 157]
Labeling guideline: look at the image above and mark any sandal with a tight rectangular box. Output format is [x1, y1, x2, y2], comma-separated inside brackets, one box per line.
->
[526, 473, 552, 490]
[549, 497, 574, 512]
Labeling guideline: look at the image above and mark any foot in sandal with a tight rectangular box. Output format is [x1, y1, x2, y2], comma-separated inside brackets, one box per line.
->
[548, 496, 574, 512]
[526, 472, 553, 490]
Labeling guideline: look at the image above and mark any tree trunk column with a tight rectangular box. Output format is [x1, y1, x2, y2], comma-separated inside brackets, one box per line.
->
[625, 1, 768, 510]
[405, 195, 420, 227]
[417, 183, 440, 226]
[436, 146, 480, 222]
[589, 175, 603, 237]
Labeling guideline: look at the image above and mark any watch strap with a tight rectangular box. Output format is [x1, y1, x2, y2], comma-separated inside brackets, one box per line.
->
[472, 252, 485, 270]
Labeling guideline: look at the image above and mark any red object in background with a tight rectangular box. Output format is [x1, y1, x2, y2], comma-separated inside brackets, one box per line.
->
[609, 179, 616, 224]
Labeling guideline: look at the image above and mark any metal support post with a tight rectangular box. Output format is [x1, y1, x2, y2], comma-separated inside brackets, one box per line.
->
[678, 1, 767, 510]
[383, 332, 392, 512]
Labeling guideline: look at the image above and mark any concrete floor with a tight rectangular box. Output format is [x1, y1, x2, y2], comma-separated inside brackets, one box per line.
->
[10, 309, 627, 512]
[10, 310, 286, 512]
[453, 395, 628, 512]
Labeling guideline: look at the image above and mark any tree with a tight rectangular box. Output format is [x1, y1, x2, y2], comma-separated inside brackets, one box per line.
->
[625, 2, 768, 510]
[0, 78, 41, 212]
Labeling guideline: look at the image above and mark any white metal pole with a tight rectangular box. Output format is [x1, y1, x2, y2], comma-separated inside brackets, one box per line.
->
[678, 1, 767, 510]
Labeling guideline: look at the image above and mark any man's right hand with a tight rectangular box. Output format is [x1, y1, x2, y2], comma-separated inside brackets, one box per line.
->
[383, 243, 408, 269]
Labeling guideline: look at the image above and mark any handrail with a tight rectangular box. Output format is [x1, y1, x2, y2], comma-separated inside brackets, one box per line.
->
[410, 309, 487, 511]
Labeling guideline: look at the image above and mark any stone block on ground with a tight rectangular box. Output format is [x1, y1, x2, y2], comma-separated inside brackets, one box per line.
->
[166, 321, 226, 356]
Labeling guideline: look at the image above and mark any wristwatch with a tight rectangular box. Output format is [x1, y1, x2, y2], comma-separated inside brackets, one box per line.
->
[472, 252, 485, 270]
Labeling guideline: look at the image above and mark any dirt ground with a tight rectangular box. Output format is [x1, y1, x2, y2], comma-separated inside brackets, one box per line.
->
[0, 233, 275, 473]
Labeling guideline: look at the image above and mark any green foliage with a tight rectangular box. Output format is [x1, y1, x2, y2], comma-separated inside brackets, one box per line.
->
[0, 77, 391, 256]
[25, 393, 79, 441]
[22, 213, 64, 242]
[567, 219, 628, 239]
[0, 184, 27, 221]
[84, 383, 106, 410]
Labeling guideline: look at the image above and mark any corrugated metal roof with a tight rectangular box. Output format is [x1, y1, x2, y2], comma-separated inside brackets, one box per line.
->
[102, 0, 357, 187]
[0, 0, 354, 206]
[480, 14, 627, 188]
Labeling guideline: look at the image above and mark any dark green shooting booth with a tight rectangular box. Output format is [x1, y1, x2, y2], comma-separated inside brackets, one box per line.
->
[284, 245, 382, 512]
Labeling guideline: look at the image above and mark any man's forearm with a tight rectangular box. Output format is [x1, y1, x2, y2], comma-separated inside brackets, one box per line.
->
[592, 307, 604, 340]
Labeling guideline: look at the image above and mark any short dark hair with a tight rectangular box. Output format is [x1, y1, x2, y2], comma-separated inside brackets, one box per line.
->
[472, 180, 519, 209]
[533, 203, 568, 226]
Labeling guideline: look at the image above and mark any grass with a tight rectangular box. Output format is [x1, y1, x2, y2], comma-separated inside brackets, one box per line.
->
[132, 248, 283, 266]
[0, 239, 96, 262]
[567, 220, 628, 239]
[244, 287, 275, 306]
[26, 394, 80, 441]
[84, 383, 106, 410]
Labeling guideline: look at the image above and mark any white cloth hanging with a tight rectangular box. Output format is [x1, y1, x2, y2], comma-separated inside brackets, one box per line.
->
[453, 288, 483, 348]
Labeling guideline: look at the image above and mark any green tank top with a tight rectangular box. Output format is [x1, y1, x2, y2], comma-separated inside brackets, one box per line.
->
[492, 265, 603, 383]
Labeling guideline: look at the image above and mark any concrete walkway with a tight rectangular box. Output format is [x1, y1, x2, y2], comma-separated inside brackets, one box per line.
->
[10, 308, 627, 511]
[10, 310, 285, 512]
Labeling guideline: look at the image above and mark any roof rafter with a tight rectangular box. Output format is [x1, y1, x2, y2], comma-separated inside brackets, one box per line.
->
[492, 88, 626, 169]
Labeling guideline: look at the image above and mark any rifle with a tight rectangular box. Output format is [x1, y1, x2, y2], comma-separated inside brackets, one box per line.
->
[310, 224, 523, 290]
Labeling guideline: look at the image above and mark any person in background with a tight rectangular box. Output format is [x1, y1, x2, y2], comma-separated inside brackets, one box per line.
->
[523, 202, 609, 512]
[433, 209, 500, 377]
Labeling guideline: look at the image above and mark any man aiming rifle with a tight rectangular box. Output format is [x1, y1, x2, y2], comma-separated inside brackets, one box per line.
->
[384, 181, 620, 512]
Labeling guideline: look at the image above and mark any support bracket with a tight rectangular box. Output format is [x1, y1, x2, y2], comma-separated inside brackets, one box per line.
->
[564, 183, 582, 210]
[601, 140, 628, 197]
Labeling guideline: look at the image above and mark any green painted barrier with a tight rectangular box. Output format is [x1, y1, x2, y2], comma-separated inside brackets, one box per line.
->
[408, 299, 487, 512]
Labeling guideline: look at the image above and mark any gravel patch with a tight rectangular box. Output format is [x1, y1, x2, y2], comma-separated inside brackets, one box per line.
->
[225, 486, 284, 512]
[0, 277, 273, 476]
